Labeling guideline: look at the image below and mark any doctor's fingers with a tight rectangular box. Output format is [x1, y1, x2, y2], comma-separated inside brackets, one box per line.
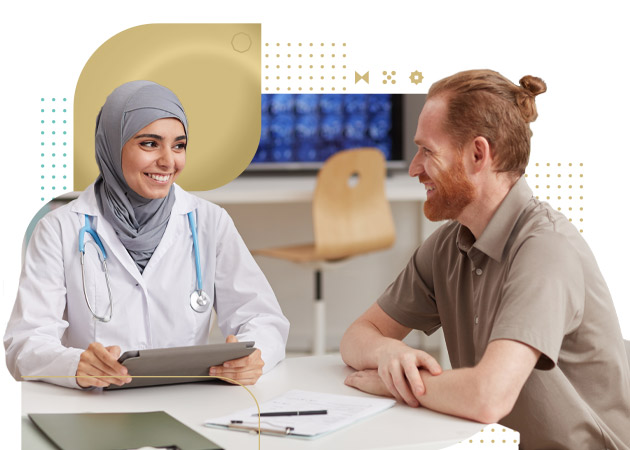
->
[76, 360, 131, 387]
[209, 349, 264, 383]
[210, 366, 263, 385]
[79, 345, 130, 381]
[223, 349, 264, 370]
[75, 363, 122, 388]
[105, 345, 122, 359]
[209, 359, 264, 378]
[76, 356, 131, 386]
[85, 342, 128, 374]
[75, 372, 111, 388]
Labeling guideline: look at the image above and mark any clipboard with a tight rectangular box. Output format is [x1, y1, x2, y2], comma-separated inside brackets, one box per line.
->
[29, 411, 223, 450]
[205, 389, 396, 439]
[105, 341, 255, 390]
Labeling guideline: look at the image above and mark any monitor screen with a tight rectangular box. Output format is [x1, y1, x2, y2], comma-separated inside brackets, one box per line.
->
[247, 93, 407, 171]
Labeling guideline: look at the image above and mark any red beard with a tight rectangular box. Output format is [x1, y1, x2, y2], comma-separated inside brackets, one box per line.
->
[422, 156, 475, 222]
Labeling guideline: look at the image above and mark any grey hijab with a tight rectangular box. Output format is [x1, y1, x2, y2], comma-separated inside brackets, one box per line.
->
[94, 81, 188, 273]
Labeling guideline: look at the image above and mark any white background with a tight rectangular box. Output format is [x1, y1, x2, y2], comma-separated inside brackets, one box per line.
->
[1, 1, 629, 447]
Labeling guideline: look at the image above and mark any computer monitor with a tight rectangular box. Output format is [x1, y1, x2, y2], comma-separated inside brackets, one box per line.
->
[246, 93, 425, 173]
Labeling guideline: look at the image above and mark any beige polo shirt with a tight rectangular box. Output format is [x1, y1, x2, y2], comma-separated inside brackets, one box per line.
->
[378, 177, 630, 450]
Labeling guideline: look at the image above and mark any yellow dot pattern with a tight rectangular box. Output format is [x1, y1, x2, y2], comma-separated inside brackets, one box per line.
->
[382, 70, 397, 85]
[459, 425, 520, 447]
[525, 162, 584, 233]
[264, 42, 348, 92]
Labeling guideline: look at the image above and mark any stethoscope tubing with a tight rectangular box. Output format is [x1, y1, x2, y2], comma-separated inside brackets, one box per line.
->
[187, 212, 203, 292]
[79, 215, 113, 322]
[79, 212, 210, 322]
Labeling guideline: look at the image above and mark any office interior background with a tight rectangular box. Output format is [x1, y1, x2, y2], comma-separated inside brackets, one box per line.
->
[204, 93, 448, 360]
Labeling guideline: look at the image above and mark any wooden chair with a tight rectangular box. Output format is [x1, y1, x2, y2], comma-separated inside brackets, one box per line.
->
[253, 148, 396, 354]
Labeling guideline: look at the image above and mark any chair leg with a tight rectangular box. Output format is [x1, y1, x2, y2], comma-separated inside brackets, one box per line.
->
[313, 269, 325, 355]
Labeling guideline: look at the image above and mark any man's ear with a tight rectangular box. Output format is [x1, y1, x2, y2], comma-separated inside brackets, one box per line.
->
[470, 136, 492, 173]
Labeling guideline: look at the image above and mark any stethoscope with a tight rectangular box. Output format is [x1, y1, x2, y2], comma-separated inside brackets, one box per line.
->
[78, 212, 211, 323]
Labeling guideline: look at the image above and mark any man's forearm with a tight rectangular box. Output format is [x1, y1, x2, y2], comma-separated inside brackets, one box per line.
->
[340, 320, 387, 370]
[344, 339, 539, 424]
[417, 367, 506, 424]
[415, 339, 539, 423]
[341, 303, 414, 371]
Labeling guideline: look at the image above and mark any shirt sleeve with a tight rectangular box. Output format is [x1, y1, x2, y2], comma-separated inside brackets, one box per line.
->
[490, 231, 584, 370]
[212, 209, 290, 373]
[377, 226, 442, 335]
[3, 216, 85, 389]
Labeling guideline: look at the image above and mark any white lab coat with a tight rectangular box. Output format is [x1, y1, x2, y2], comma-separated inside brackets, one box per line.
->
[4, 184, 289, 389]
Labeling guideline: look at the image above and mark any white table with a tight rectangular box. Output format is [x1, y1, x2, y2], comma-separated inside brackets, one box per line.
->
[21, 354, 503, 450]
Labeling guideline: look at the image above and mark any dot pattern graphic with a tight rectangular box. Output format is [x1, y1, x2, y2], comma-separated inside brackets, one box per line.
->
[525, 162, 584, 233]
[382, 70, 397, 84]
[40, 97, 71, 201]
[455, 425, 520, 447]
[264, 42, 349, 92]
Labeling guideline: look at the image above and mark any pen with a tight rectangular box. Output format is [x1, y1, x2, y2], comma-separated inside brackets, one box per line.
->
[251, 410, 328, 417]
[229, 421, 295, 435]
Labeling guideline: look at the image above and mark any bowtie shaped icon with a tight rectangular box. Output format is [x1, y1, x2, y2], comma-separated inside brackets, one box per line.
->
[355, 71, 369, 84]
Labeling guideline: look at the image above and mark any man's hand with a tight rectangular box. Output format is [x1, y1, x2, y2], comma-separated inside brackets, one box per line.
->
[76, 343, 132, 388]
[373, 340, 442, 407]
[341, 303, 442, 406]
[209, 335, 264, 385]
[345, 369, 392, 397]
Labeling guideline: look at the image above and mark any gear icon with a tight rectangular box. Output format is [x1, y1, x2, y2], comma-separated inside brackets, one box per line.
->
[409, 70, 424, 85]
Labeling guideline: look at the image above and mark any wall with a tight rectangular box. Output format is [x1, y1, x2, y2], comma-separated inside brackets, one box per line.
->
[208, 199, 449, 365]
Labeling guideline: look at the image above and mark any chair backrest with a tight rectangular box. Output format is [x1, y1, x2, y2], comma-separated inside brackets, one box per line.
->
[313, 148, 396, 260]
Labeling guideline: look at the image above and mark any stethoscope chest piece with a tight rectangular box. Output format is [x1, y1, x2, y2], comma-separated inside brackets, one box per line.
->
[190, 289, 211, 313]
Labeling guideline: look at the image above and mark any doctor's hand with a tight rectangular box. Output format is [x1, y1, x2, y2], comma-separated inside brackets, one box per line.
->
[76, 343, 132, 388]
[373, 340, 442, 407]
[208, 335, 264, 385]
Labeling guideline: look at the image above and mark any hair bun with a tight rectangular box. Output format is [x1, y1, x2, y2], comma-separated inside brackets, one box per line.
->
[516, 75, 546, 123]
[519, 75, 547, 97]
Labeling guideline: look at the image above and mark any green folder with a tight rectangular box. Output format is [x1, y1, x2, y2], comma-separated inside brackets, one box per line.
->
[28, 411, 223, 450]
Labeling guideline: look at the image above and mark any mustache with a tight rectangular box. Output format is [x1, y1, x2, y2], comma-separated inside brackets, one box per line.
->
[419, 175, 432, 184]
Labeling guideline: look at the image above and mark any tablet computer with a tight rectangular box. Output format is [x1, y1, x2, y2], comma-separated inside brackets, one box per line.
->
[104, 341, 255, 390]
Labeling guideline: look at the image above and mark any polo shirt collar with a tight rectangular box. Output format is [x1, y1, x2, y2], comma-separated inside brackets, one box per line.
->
[456, 224, 475, 255]
[472, 176, 533, 262]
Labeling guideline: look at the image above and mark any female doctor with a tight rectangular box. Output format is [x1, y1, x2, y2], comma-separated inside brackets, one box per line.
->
[4, 81, 289, 389]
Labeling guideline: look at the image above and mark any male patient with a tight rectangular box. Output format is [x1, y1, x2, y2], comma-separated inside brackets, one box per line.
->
[340, 69, 630, 449]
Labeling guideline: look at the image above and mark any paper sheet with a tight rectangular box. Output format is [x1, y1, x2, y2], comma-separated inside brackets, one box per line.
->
[205, 389, 396, 438]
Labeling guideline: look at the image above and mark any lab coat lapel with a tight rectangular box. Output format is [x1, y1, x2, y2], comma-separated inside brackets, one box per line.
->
[141, 185, 197, 280]
[92, 216, 145, 286]
[71, 185, 145, 287]
[140, 211, 182, 279]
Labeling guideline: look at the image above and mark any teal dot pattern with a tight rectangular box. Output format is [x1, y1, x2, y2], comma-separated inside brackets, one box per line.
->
[40, 97, 70, 201]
